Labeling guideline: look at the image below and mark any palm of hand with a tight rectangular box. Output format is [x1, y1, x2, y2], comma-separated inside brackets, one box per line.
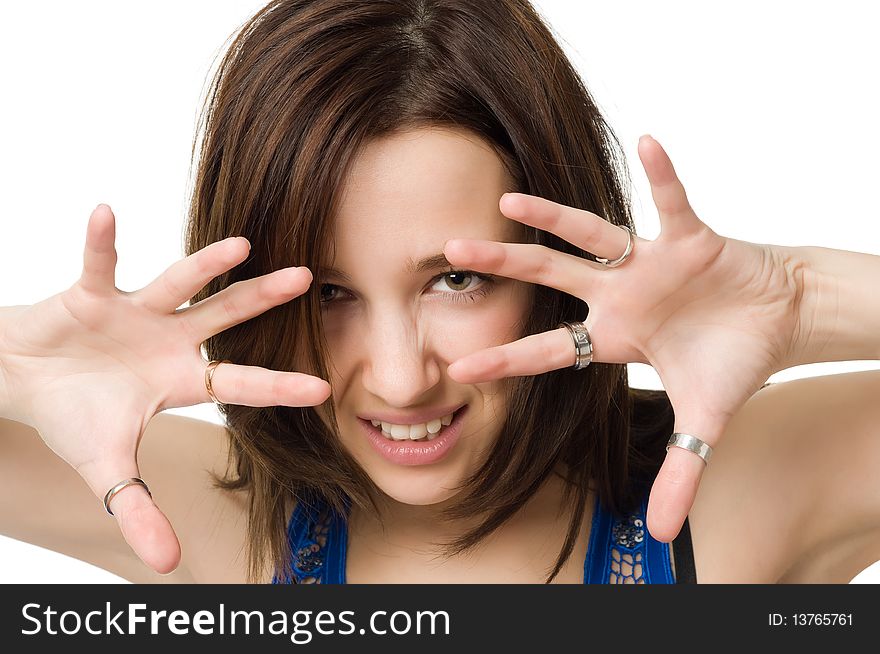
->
[3, 289, 199, 465]
[0, 286, 193, 576]
[595, 225, 797, 425]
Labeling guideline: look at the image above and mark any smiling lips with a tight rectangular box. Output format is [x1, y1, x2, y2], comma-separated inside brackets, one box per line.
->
[370, 411, 455, 442]
[359, 405, 468, 466]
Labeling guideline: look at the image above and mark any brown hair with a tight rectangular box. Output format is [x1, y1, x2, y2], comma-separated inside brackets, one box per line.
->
[184, 0, 674, 584]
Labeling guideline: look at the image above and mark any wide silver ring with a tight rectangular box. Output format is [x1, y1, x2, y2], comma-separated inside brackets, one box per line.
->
[595, 225, 634, 268]
[557, 321, 593, 370]
[666, 432, 713, 465]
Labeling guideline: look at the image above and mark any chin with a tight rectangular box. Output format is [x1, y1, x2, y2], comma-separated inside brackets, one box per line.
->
[367, 465, 463, 506]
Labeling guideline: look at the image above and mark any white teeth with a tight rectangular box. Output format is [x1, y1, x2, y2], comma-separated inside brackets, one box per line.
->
[370, 411, 457, 441]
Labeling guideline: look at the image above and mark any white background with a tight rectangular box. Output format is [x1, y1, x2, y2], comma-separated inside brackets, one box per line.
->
[1, 1, 878, 583]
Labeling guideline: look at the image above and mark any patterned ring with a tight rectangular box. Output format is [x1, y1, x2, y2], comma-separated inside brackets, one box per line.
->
[205, 359, 232, 405]
[557, 321, 593, 370]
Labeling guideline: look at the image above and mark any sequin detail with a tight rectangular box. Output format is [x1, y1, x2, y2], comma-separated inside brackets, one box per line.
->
[612, 515, 645, 549]
[291, 505, 333, 584]
[609, 512, 647, 584]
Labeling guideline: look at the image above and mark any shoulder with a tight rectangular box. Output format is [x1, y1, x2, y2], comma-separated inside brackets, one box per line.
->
[688, 372, 880, 583]
[116, 412, 258, 584]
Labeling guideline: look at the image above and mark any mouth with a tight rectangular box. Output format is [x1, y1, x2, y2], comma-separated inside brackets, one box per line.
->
[358, 405, 469, 466]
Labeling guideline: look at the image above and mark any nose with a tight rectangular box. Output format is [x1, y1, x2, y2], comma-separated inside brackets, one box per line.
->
[360, 313, 443, 407]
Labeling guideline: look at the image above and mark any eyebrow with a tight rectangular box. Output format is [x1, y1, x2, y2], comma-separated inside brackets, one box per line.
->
[321, 252, 454, 283]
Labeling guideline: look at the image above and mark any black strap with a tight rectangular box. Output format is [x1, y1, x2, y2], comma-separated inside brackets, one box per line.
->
[672, 515, 697, 583]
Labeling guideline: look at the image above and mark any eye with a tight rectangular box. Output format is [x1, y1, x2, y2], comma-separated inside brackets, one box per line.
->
[318, 270, 497, 306]
[319, 284, 344, 304]
[431, 270, 495, 303]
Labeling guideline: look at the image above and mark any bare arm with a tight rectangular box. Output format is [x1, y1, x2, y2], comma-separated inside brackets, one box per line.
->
[763, 370, 880, 583]
[685, 371, 880, 583]
[0, 411, 252, 583]
[1, 413, 190, 582]
[0, 414, 139, 579]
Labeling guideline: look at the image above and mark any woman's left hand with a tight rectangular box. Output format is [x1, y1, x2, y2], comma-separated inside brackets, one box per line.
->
[442, 135, 806, 542]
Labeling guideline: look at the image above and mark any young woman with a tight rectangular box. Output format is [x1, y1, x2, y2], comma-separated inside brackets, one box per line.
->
[1, 0, 879, 585]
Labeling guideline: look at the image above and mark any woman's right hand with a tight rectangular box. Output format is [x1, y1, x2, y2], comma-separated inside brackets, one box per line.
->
[0, 204, 331, 575]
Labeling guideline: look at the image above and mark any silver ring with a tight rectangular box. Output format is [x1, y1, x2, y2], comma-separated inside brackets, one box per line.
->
[557, 321, 593, 370]
[103, 477, 152, 516]
[666, 432, 713, 465]
[595, 225, 634, 268]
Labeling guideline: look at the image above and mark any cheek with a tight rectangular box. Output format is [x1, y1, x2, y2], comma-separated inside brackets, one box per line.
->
[465, 283, 533, 406]
[476, 280, 534, 343]
[423, 292, 532, 363]
[436, 276, 531, 335]
[318, 282, 532, 372]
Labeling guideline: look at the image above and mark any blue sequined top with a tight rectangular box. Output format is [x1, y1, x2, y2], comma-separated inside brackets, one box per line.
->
[271, 489, 697, 584]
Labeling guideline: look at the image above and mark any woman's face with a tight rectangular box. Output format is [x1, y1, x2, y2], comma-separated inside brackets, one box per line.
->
[314, 126, 533, 507]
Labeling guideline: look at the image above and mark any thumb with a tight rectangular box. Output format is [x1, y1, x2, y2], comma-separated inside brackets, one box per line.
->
[77, 458, 181, 576]
[645, 410, 722, 543]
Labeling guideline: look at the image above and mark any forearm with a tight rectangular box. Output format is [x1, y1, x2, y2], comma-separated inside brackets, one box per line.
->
[784, 245, 880, 368]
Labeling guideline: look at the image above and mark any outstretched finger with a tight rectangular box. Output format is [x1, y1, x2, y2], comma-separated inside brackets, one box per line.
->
[181, 266, 313, 343]
[497, 192, 635, 264]
[136, 237, 252, 314]
[637, 135, 703, 239]
[79, 204, 119, 296]
[77, 457, 181, 575]
[202, 360, 331, 408]
[448, 324, 600, 383]
[443, 239, 604, 300]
